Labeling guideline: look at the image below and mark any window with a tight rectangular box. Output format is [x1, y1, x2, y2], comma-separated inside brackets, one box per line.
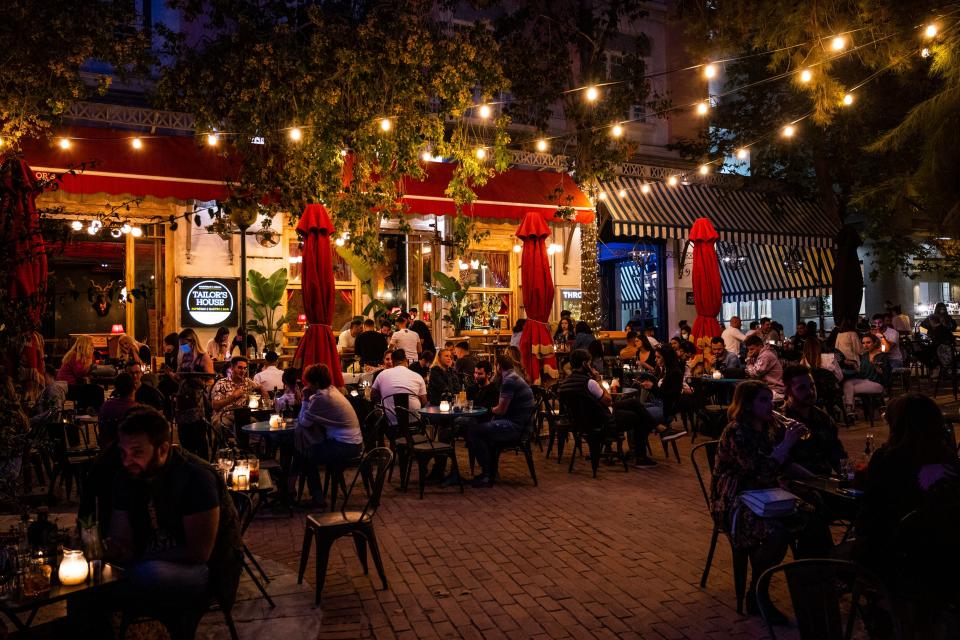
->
[722, 302, 738, 321]
[605, 51, 646, 124]
[460, 251, 511, 288]
[757, 300, 772, 319]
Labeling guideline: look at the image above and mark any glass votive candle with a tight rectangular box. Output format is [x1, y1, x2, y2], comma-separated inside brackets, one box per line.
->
[439, 400, 450, 412]
[58, 549, 88, 586]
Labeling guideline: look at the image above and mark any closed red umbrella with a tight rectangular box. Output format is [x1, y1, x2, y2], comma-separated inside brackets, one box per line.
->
[294, 204, 343, 387]
[516, 211, 558, 384]
[690, 217, 722, 344]
[1, 157, 47, 327]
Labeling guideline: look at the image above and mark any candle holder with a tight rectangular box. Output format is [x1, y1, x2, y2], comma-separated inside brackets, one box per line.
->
[439, 400, 451, 412]
[58, 549, 88, 586]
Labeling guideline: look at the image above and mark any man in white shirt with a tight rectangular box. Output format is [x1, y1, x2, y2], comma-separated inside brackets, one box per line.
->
[388, 314, 422, 364]
[721, 315, 747, 356]
[253, 350, 284, 398]
[371, 348, 427, 425]
[337, 319, 363, 354]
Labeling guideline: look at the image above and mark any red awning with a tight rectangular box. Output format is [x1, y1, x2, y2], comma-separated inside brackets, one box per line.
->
[19, 126, 234, 202]
[402, 162, 594, 224]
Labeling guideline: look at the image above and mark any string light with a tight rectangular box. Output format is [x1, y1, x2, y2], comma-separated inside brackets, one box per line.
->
[610, 124, 624, 138]
[470, 258, 480, 269]
[339, 148, 348, 156]
[58, 138, 71, 150]
[512, 243, 522, 253]
[704, 63, 717, 79]
[478, 104, 491, 119]
[289, 127, 302, 142]
[736, 148, 749, 160]
[110, 228, 122, 238]
[88, 220, 102, 234]
[585, 86, 599, 102]
[618, 188, 627, 198]
[597, 191, 607, 200]
[924, 24, 938, 38]
[640, 183, 651, 194]
[667, 176, 679, 187]
[206, 133, 218, 146]
[131, 227, 143, 238]
[0, 137, 4, 147]
[131, 137, 143, 150]
[536, 138, 548, 152]
[71, 220, 83, 231]
[379, 118, 392, 132]
[696, 102, 709, 115]
[782, 124, 796, 138]
[921, 47, 931, 58]
[475, 147, 486, 159]
[799, 69, 812, 83]
[831, 36, 846, 51]
[699, 164, 710, 175]
[421, 150, 432, 162]
[842, 93, 854, 106]
[121, 223, 131, 234]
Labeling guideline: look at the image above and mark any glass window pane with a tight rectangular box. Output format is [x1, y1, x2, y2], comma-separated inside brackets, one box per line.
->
[757, 299, 772, 318]
[739, 301, 755, 320]
[722, 302, 738, 321]
[461, 251, 510, 288]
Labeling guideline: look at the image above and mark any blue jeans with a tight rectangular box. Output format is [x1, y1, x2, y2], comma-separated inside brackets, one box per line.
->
[129, 560, 210, 601]
[467, 419, 523, 476]
[644, 399, 665, 425]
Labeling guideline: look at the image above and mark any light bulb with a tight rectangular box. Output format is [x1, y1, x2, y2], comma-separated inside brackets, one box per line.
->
[585, 86, 599, 101]
[421, 245, 431, 255]
[546, 245, 556, 256]
[335, 237, 345, 247]
[475, 147, 486, 159]
[513, 244, 522, 253]
[458, 261, 469, 270]
[782, 124, 796, 138]
[699, 164, 710, 175]
[339, 148, 348, 157]
[421, 150, 432, 162]
[110, 228, 122, 238]
[58, 138, 71, 150]
[925, 24, 938, 38]
[131, 227, 143, 238]
[379, 118, 392, 131]
[121, 223, 131, 234]
[611, 124, 623, 138]
[704, 63, 717, 79]
[536, 138, 548, 152]
[842, 93, 854, 106]
[921, 47, 931, 58]
[206, 133, 218, 146]
[597, 192, 607, 201]
[667, 176, 679, 187]
[87, 221, 100, 235]
[478, 104, 491, 119]
[71, 220, 83, 231]
[618, 189, 627, 198]
[640, 183, 651, 194]
[470, 259, 480, 269]
[131, 137, 143, 150]
[289, 127, 302, 141]
[831, 36, 845, 51]
[736, 148, 748, 160]
[799, 69, 812, 83]
[696, 102, 709, 115]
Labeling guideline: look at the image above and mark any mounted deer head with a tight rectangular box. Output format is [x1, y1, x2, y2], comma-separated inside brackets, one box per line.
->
[88, 280, 115, 317]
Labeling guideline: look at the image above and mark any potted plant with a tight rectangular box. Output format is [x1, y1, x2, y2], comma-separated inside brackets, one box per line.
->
[427, 271, 471, 337]
[246, 268, 294, 351]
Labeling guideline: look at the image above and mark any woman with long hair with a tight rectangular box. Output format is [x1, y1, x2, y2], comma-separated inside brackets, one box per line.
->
[504, 345, 528, 382]
[117, 334, 144, 366]
[205, 326, 230, 361]
[710, 380, 830, 620]
[800, 336, 842, 381]
[553, 317, 575, 344]
[174, 328, 215, 458]
[571, 321, 595, 351]
[510, 318, 526, 348]
[427, 347, 461, 405]
[57, 335, 95, 384]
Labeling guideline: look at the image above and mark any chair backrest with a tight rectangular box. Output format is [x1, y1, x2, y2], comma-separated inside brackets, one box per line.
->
[689, 440, 719, 510]
[893, 501, 960, 604]
[361, 406, 387, 449]
[343, 447, 394, 520]
[756, 559, 899, 640]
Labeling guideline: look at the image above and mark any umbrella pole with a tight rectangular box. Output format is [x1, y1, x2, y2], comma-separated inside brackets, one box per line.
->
[239, 223, 249, 348]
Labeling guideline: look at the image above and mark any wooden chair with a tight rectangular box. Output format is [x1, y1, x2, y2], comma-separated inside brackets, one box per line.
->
[296, 448, 393, 604]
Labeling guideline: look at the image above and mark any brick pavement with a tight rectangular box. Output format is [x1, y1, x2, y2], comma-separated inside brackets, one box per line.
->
[238, 415, 891, 640]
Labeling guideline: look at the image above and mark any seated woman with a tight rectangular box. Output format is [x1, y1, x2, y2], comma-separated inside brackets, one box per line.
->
[710, 380, 831, 621]
[117, 334, 147, 366]
[553, 317, 575, 346]
[571, 321, 595, 352]
[841, 333, 888, 415]
[274, 367, 301, 416]
[296, 364, 363, 507]
[427, 348, 461, 405]
[57, 335, 94, 385]
[637, 346, 686, 437]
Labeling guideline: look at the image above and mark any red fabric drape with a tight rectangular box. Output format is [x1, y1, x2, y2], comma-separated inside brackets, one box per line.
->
[516, 212, 557, 384]
[294, 204, 343, 387]
[690, 217, 722, 344]
[2, 158, 47, 327]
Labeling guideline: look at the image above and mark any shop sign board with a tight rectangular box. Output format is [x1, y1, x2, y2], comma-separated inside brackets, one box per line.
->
[181, 277, 239, 327]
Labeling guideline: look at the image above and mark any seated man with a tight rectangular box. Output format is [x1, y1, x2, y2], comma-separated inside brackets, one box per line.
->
[782, 365, 846, 477]
[355, 318, 389, 369]
[105, 407, 242, 638]
[619, 331, 640, 362]
[704, 336, 740, 373]
[371, 348, 427, 427]
[337, 319, 363, 355]
[252, 350, 284, 398]
[453, 341, 477, 382]
[409, 350, 433, 379]
[127, 361, 165, 412]
[467, 355, 536, 486]
[744, 334, 785, 400]
[467, 360, 500, 409]
[99, 373, 139, 445]
[210, 356, 258, 441]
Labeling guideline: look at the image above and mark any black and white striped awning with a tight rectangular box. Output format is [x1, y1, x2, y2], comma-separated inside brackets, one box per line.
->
[719, 243, 835, 302]
[601, 177, 838, 248]
[618, 263, 647, 302]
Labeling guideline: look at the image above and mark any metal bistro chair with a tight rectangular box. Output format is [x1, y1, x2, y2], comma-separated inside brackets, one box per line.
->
[487, 405, 539, 487]
[297, 448, 394, 604]
[394, 404, 463, 498]
[756, 559, 900, 640]
[557, 390, 629, 477]
[691, 439, 750, 614]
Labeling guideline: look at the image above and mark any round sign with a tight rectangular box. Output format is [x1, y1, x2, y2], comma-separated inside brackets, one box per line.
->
[185, 280, 234, 326]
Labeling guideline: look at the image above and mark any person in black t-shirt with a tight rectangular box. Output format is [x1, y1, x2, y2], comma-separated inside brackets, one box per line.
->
[127, 361, 165, 412]
[354, 318, 389, 368]
[409, 350, 433, 379]
[409, 307, 436, 354]
[453, 341, 477, 384]
[107, 407, 243, 637]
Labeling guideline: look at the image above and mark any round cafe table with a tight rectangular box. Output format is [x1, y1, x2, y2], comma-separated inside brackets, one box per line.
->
[420, 405, 489, 420]
[241, 419, 297, 506]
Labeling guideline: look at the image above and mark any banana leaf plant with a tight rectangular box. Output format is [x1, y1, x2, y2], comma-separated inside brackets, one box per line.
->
[426, 270, 470, 336]
[246, 268, 294, 350]
[335, 246, 396, 321]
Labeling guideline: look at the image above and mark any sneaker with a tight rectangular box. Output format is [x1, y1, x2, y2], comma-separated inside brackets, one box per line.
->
[633, 458, 658, 468]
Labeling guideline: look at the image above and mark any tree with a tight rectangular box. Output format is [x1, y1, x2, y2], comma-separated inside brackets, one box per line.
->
[157, 0, 511, 263]
[0, 0, 149, 145]
[675, 0, 960, 276]
[492, 0, 655, 329]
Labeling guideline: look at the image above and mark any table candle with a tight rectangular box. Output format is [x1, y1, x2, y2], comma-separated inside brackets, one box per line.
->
[58, 549, 88, 586]
[248, 394, 260, 409]
[712, 370, 722, 379]
[269, 414, 281, 430]
[439, 400, 450, 412]
[234, 473, 249, 490]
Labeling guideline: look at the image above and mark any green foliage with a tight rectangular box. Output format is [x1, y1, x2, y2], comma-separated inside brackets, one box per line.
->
[157, 0, 511, 264]
[246, 268, 293, 350]
[426, 271, 471, 336]
[0, 1, 150, 146]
